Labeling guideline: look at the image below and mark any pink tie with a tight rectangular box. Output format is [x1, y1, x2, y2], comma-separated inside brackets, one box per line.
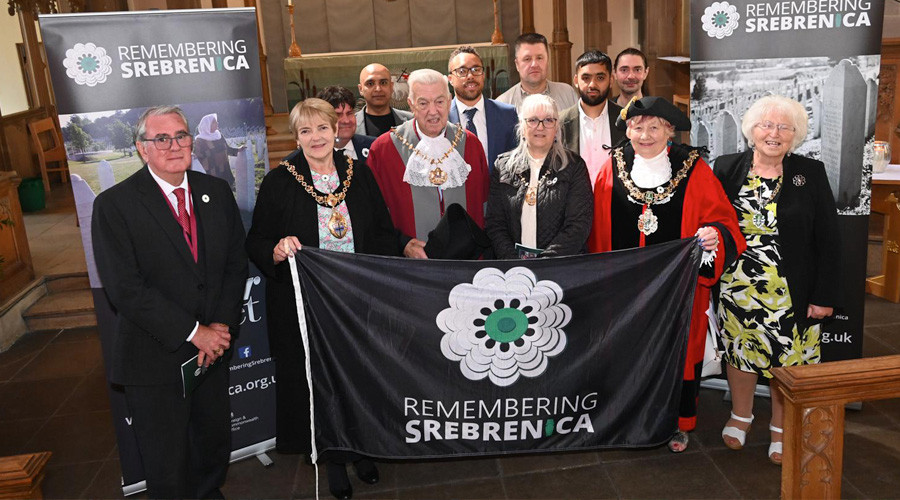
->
[173, 188, 191, 237]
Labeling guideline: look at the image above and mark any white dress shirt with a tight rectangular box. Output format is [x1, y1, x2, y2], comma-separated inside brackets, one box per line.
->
[578, 102, 612, 188]
[147, 166, 199, 341]
[337, 140, 357, 160]
[455, 97, 489, 162]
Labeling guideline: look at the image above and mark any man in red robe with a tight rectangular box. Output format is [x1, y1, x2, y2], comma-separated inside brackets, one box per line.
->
[589, 97, 746, 452]
[367, 68, 490, 258]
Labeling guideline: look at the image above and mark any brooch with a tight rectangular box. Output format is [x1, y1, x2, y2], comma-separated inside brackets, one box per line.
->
[201, 194, 210, 203]
[793, 175, 805, 187]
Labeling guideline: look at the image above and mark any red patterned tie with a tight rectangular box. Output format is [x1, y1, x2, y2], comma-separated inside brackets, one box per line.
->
[173, 187, 191, 237]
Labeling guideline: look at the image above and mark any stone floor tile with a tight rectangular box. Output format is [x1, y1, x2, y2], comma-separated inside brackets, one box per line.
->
[292, 459, 400, 499]
[81, 459, 126, 499]
[41, 461, 103, 499]
[841, 432, 900, 499]
[0, 376, 79, 421]
[381, 456, 501, 489]
[841, 475, 871, 500]
[691, 391, 773, 452]
[25, 410, 117, 466]
[866, 325, 900, 353]
[55, 326, 102, 344]
[706, 444, 781, 499]
[397, 477, 504, 499]
[503, 463, 616, 499]
[56, 367, 112, 415]
[498, 450, 599, 476]
[221, 453, 299, 500]
[0, 417, 46, 456]
[605, 453, 739, 499]
[12, 336, 101, 382]
[861, 333, 897, 358]
[863, 296, 900, 327]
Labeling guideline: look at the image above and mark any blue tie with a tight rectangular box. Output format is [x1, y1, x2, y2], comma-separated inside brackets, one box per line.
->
[463, 108, 478, 137]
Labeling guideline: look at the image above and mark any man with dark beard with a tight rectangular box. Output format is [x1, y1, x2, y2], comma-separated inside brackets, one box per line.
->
[560, 50, 625, 189]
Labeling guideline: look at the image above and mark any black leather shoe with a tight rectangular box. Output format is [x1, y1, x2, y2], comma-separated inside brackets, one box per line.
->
[353, 459, 379, 485]
[326, 463, 353, 499]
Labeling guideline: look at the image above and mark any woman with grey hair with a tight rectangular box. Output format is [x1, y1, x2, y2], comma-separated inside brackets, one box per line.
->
[485, 94, 592, 258]
[713, 94, 840, 465]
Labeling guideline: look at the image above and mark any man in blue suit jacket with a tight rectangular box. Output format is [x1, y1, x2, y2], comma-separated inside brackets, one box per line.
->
[318, 86, 377, 163]
[447, 46, 518, 173]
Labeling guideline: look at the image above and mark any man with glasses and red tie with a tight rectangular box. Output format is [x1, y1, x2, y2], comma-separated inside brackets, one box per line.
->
[367, 68, 490, 259]
[447, 46, 518, 174]
[92, 105, 248, 499]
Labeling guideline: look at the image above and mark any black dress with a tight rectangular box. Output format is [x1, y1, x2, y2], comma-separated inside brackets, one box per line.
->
[245, 149, 398, 456]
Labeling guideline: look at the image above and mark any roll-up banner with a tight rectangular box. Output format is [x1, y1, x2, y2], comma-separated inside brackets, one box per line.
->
[690, 1, 885, 379]
[39, 9, 275, 495]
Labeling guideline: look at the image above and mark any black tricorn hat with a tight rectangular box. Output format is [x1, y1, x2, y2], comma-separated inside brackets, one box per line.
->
[615, 96, 691, 131]
[424, 203, 492, 260]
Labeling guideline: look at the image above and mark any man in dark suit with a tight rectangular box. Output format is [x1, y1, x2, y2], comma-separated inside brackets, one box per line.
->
[560, 50, 625, 190]
[355, 63, 413, 136]
[317, 86, 377, 162]
[92, 105, 248, 499]
[447, 46, 518, 173]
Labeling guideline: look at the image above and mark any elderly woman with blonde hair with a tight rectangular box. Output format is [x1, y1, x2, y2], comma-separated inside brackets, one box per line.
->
[485, 93, 593, 258]
[246, 98, 397, 499]
[713, 94, 839, 465]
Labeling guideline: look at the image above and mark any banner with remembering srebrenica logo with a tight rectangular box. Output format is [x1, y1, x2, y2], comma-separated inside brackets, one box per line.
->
[289, 239, 700, 457]
[39, 9, 275, 495]
[690, 1, 885, 369]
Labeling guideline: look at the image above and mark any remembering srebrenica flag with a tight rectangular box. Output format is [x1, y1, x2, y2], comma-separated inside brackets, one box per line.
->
[289, 238, 700, 457]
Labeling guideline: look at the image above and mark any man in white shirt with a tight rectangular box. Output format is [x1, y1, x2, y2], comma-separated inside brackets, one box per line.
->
[447, 46, 518, 173]
[496, 33, 579, 112]
[560, 50, 626, 189]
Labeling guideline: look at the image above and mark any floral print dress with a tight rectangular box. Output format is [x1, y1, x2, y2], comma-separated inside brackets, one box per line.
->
[717, 175, 820, 379]
[311, 171, 355, 253]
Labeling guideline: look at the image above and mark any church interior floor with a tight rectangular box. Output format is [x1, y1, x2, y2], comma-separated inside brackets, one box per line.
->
[2, 183, 898, 499]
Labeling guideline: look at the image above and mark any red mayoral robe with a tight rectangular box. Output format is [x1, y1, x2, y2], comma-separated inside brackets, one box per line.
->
[589, 144, 746, 432]
[367, 120, 489, 243]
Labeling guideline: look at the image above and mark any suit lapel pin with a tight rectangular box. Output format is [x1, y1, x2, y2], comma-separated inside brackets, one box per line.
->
[793, 175, 805, 187]
[362, 148, 369, 158]
[202, 194, 211, 203]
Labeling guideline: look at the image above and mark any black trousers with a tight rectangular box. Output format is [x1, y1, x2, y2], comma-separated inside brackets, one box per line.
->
[124, 363, 230, 499]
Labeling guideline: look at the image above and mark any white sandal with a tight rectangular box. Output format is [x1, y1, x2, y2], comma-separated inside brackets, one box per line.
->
[722, 412, 754, 450]
[768, 425, 784, 464]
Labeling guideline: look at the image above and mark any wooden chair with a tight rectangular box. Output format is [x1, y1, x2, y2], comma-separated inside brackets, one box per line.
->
[28, 117, 69, 194]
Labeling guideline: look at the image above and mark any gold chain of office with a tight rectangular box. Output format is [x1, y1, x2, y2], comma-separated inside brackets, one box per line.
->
[281, 157, 354, 238]
[392, 125, 465, 186]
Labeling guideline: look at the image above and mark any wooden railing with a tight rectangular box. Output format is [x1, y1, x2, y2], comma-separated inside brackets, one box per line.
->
[772, 355, 900, 499]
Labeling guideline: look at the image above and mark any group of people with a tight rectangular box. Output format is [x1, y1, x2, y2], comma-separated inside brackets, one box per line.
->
[90, 31, 840, 499]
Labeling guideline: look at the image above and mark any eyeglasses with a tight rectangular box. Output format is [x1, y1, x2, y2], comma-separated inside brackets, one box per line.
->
[525, 117, 558, 129]
[140, 133, 193, 150]
[413, 97, 449, 111]
[450, 66, 485, 78]
[756, 121, 795, 133]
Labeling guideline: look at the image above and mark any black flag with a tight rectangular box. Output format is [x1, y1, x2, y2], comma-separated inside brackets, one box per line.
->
[292, 238, 700, 458]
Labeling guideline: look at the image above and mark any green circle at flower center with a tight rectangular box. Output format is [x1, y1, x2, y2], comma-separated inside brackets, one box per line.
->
[484, 307, 528, 343]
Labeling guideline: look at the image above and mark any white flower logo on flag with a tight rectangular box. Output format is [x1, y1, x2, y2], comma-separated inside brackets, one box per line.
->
[63, 43, 113, 87]
[437, 267, 571, 387]
[701, 2, 740, 39]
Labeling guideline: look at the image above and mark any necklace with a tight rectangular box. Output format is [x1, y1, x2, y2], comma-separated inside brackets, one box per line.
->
[614, 147, 698, 236]
[281, 156, 354, 239]
[393, 125, 464, 186]
[749, 165, 783, 229]
[520, 167, 553, 206]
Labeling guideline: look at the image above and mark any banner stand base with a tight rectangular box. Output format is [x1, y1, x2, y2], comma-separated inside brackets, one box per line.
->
[256, 452, 274, 467]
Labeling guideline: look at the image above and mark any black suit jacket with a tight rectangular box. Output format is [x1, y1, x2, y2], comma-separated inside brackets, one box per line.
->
[560, 100, 626, 154]
[92, 166, 248, 386]
[713, 151, 841, 326]
[350, 134, 376, 162]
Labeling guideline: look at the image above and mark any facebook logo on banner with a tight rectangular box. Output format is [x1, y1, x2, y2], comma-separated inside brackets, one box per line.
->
[239, 346, 252, 359]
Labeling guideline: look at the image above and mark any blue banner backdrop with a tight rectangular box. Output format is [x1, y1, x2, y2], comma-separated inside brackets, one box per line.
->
[39, 8, 275, 495]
